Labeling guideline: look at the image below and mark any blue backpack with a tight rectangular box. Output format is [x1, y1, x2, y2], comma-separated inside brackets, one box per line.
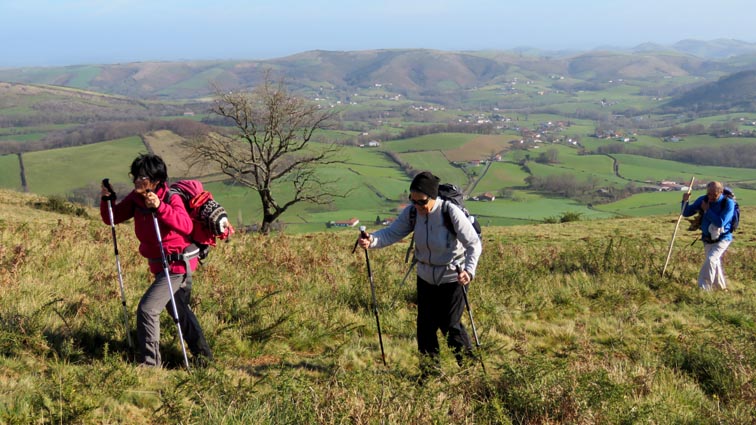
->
[724, 187, 740, 234]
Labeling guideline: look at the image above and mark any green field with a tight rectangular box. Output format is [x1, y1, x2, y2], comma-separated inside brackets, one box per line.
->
[473, 162, 530, 193]
[22, 136, 146, 195]
[2, 127, 755, 233]
[614, 154, 756, 183]
[0, 154, 22, 191]
[380, 133, 474, 153]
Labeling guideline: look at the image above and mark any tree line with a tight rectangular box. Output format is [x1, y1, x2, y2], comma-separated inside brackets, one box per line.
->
[0, 119, 213, 155]
[594, 143, 756, 169]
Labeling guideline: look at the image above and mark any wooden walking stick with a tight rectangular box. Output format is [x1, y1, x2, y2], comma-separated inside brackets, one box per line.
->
[661, 176, 695, 277]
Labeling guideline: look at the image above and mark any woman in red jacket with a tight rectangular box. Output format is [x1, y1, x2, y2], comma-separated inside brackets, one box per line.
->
[101, 154, 212, 367]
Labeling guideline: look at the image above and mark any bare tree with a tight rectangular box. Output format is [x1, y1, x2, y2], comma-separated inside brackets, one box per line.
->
[187, 75, 345, 234]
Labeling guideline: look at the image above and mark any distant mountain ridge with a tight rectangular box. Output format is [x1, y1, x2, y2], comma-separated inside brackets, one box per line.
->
[666, 70, 756, 110]
[0, 39, 755, 107]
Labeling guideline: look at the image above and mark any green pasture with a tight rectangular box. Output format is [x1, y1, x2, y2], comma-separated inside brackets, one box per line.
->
[0, 132, 46, 142]
[473, 161, 529, 193]
[689, 113, 756, 126]
[613, 154, 756, 183]
[525, 160, 613, 186]
[669, 134, 756, 149]
[584, 134, 756, 153]
[380, 133, 474, 153]
[317, 129, 362, 143]
[0, 104, 35, 116]
[203, 157, 408, 230]
[579, 137, 624, 152]
[593, 187, 756, 217]
[592, 191, 693, 217]
[21, 136, 145, 195]
[398, 151, 468, 185]
[467, 190, 616, 221]
[66, 66, 102, 89]
[340, 146, 396, 168]
[0, 154, 22, 191]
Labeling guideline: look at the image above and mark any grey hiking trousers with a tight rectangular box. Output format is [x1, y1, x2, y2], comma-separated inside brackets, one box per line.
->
[136, 273, 212, 367]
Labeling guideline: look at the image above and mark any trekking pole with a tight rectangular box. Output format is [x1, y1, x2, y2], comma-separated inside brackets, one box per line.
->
[354, 226, 387, 366]
[399, 234, 417, 287]
[102, 179, 133, 349]
[661, 176, 695, 277]
[147, 189, 191, 371]
[456, 265, 486, 374]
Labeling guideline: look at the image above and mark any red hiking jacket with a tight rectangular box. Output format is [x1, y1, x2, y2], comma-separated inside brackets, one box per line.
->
[100, 183, 198, 275]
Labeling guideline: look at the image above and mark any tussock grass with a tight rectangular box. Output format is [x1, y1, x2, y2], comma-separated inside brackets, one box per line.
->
[2, 188, 756, 423]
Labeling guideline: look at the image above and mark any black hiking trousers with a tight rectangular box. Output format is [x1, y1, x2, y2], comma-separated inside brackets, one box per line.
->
[416, 276, 474, 371]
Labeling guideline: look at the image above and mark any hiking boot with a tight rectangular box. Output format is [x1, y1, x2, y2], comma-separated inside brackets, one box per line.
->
[192, 354, 213, 369]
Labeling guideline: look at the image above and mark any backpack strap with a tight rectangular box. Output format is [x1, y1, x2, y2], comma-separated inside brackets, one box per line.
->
[405, 206, 417, 263]
[441, 200, 458, 237]
[149, 243, 202, 286]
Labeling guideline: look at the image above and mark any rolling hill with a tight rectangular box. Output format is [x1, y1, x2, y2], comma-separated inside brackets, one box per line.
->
[2, 41, 756, 101]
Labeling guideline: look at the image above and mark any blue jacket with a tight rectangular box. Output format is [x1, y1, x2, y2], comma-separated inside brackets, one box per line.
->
[682, 194, 735, 242]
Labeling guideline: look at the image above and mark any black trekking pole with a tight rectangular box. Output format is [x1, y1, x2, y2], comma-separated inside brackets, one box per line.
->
[147, 189, 191, 371]
[353, 226, 387, 366]
[102, 179, 133, 349]
[456, 265, 486, 374]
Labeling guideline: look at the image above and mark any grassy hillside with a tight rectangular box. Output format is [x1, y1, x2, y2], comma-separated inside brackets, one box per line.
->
[2, 189, 756, 423]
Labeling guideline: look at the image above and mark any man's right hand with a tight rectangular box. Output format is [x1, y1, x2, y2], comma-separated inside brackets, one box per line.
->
[682, 193, 691, 203]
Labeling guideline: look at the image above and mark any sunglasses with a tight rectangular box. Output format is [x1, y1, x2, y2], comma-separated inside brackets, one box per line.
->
[409, 196, 431, 206]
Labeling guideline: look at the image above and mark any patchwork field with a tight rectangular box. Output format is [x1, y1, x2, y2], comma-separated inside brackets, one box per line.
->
[1, 128, 754, 234]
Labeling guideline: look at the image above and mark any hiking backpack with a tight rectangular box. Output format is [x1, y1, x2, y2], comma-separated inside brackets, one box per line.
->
[166, 180, 234, 260]
[408, 183, 482, 237]
[724, 187, 740, 234]
[686, 187, 740, 240]
[405, 183, 482, 263]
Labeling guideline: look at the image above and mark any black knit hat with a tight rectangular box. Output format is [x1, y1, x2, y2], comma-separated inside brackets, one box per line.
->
[410, 171, 440, 199]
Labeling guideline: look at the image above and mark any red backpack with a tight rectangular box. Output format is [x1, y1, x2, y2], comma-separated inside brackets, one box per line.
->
[167, 180, 234, 260]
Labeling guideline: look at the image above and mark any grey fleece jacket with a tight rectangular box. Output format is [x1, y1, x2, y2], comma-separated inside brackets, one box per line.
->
[369, 199, 482, 285]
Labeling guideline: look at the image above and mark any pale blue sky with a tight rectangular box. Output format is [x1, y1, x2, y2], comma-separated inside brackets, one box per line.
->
[1, 0, 754, 67]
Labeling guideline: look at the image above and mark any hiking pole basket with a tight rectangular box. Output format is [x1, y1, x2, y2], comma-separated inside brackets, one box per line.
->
[661, 176, 695, 277]
[102, 179, 133, 349]
[354, 226, 387, 366]
[147, 190, 191, 371]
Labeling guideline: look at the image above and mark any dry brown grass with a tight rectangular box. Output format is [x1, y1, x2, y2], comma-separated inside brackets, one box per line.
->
[444, 135, 518, 162]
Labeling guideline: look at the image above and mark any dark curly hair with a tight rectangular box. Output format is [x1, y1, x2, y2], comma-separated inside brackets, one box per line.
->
[129, 154, 167, 186]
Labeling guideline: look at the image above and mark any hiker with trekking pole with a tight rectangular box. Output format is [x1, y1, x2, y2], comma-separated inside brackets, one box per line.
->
[355, 171, 483, 382]
[681, 181, 737, 291]
[100, 154, 213, 369]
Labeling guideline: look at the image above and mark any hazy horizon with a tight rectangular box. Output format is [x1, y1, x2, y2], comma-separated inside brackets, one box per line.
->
[1, 0, 755, 67]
